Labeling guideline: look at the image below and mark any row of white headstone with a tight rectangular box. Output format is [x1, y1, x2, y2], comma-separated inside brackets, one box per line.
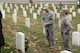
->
[2, 3, 80, 14]
[1, 3, 80, 13]
[12, 9, 78, 29]
[10, 3, 40, 28]
[0, 3, 41, 13]
[1, 9, 77, 27]
[72, 24, 80, 46]
[1, 3, 80, 17]
[0, 3, 80, 29]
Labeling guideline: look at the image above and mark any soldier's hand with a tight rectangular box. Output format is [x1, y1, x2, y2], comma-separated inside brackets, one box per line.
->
[43, 23, 47, 27]
[63, 31, 67, 35]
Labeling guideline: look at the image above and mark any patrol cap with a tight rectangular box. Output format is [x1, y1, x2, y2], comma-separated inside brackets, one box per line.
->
[60, 8, 68, 13]
[43, 3, 49, 9]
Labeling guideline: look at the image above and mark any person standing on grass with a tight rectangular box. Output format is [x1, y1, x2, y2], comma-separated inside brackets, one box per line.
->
[42, 3, 55, 49]
[0, 11, 5, 53]
[58, 2, 63, 10]
[60, 8, 71, 51]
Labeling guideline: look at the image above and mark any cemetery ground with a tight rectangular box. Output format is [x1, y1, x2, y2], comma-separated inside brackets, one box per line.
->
[1, 3, 80, 53]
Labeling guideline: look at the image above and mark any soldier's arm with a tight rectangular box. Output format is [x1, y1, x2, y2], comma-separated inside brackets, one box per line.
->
[64, 18, 72, 32]
[46, 12, 54, 25]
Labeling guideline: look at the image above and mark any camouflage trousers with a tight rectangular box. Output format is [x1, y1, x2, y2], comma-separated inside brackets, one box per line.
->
[61, 31, 71, 51]
[45, 25, 55, 46]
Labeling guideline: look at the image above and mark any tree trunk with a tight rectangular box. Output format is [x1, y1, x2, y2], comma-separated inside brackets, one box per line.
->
[29, 0, 33, 3]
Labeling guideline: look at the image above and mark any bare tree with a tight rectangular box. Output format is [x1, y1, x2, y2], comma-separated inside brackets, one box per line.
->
[29, 0, 33, 3]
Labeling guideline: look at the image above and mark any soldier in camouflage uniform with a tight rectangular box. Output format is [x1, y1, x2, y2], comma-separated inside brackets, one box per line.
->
[42, 4, 55, 49]
[60, 8, 71, 51]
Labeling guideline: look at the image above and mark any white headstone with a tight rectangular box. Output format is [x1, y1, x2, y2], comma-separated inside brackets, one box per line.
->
[15, 4, 17, 8]
[32, 6, 34, 10]
[60, 50, 72, 53]
[53, 13, 55, 20]
[54, 9, 57, 14]
[12, 13, 17, 24]
[68, 14, 72, 21]
[22, 7, 25, 11]
[72, 32, 80, 46]
[59, 20, 61, 28]
[14, 9, 17, 15]
[5, 3, 8, 8]
[33, 13, 37, 20]
[16, 32, 25, 53]
[72, 11, 76, 17]
[78, 9, 80, 14]
[2, 10, 6, 19]
[39, 7, 41, 11]
[69, 8, 72, 13]
[29, 3, 31, 7]
[25, 18, 30, 28]
[52, 3, 54, 8]
[65, 5, 68, 9]
[35, 4, 37, 8]
[0, 5, 3, 11]
[30, 8, 32, 14]
[43, 26, 46, 35]
[23, 10, 27, 17]
[77, 24, 80, 32]
[37, 10, 40, 15]
[20, 5, 23, 9]
[10, 3, 13, 9]
[53, 6, 56, 10]
[7, 7, 10, 13]
[72, 5, 74, 10]
[26, 5, 28, 10]
[56, 13, 60, 18]
[15, 6, 18, 11]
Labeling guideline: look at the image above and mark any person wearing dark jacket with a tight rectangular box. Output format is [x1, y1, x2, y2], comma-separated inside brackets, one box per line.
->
[0, 11, 5, 53]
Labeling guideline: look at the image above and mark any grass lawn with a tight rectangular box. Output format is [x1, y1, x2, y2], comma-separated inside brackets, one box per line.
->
[0, 3, 80, 53]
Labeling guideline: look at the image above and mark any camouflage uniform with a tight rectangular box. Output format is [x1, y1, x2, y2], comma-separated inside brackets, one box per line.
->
[60, 15, 71, 51]
[42, 10, 55, 46]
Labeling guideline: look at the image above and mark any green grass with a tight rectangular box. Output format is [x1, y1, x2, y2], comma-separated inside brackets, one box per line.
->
[1, 3, 80, 53]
